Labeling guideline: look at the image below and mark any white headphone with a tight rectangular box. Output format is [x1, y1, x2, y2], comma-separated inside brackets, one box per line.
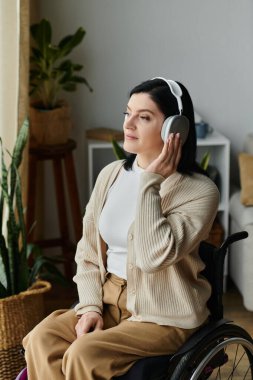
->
[152, 77, 189, 144]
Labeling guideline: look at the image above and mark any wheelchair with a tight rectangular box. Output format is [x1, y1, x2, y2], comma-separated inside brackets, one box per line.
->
[16, 231, 253, 380]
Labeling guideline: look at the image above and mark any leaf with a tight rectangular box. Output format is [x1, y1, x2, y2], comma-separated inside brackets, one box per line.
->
[6, 216, 20, 294]
[200, 152, 211, 171]
[73, 64, 83, 71]
[30, 47, 43, 62]
[58, 27, 86, 57]
[31, 19, 52, 57]
[0, 196, 3, 238]
[0, 139, 9, 203]
[29, 255, 69, 287]
[26, 243, 40, 260]
[14, 169, 29, 293]
[11, 119, 29, 175]
[29, 68, 43, 79]
[71, 75, 89, 84]
[0, 234, 11, 293]
[37, 264, 69, 287]
[58, 67, 73, 84]
[38, 272, 69, 287]
[57, 59, 72, 71]
[0, 142, 5, 224]
[0, 281, 8, 298]
[61, 77, 92, 92]
[112, 139, 127, 160]
[0, 139, 12, 293]
[62, 83, 77, 92]
[9, 118, 29, 200]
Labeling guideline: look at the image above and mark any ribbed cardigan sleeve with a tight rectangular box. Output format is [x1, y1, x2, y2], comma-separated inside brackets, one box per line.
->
[134, 171, 220, 273]
[73, 185, 103, 315]
[73, 161, 123, 316]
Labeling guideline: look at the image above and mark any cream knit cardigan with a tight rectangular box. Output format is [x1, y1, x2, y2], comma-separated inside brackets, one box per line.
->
[74, 160, 219, 328]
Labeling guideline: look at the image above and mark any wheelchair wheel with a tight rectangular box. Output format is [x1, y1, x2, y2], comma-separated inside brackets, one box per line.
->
[170, 324, 253, 380]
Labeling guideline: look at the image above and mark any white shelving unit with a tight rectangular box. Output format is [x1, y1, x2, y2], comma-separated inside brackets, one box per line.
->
[196, 131, 230, 288]
[196, 131, 230, 239]
[88, 129, 230, 239]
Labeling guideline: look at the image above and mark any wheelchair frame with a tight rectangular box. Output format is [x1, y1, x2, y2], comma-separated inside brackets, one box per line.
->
[16, 231, 253, 380]
[117, 231, 253, 380]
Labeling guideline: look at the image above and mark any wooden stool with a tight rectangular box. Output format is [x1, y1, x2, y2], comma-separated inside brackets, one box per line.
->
[26, 139, 82, 278]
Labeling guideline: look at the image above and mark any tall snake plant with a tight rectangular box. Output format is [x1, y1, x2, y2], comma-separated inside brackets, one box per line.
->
[0, 119, 66, 298]
[0, 119, 30, 297]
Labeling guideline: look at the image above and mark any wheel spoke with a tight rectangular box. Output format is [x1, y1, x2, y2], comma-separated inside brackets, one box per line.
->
[242, 366, 250, 380]
[171, 325, 253, 380]
[227, 347, 248, 379]
[231, 344, 240, 378]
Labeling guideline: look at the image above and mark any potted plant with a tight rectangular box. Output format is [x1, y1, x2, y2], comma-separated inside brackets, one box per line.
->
[0, 119, 67, 379]
[200, 151, 220, 189]
[29, 18, 92, 146]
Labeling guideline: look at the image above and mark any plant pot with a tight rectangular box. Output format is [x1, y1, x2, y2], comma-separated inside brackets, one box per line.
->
[29, 101, 72, 147]
[0, 280, 51, 380]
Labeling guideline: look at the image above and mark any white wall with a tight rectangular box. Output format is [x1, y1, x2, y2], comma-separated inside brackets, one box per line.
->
[38, 0, 253, 207]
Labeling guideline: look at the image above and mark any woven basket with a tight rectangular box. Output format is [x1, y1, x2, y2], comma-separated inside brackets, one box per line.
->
[0, 280, 51, 380]
[29, 101, 72, 147]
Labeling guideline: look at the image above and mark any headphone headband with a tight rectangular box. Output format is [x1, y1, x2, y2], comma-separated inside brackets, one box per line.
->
[152, 76, 183, 115]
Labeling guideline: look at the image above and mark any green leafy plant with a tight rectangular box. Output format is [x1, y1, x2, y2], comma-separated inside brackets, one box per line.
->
[200, 151, 211, 171]
[30, 18, 92, 110]
[199, 151, 220, 189]
[0, 119, 67, 298]
[111, 139, 127, 160]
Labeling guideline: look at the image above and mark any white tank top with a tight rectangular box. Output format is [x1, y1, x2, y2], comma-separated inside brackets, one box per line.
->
[99, 159, 144, 279]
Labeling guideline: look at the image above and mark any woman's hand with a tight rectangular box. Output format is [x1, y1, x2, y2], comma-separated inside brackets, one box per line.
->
[75, 311, 103, 338]
[145, 133, 182, 178]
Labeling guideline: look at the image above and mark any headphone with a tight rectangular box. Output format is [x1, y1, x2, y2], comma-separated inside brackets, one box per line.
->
[152, 77, 189, 144]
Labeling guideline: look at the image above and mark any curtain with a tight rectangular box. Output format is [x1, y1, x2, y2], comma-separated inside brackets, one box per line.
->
[18, 0, 30, 130]
[0, 0, 29, 175]
[0, 0, 30, 285]
[19, 0, 30, 205]
[0, 0, 20, 151]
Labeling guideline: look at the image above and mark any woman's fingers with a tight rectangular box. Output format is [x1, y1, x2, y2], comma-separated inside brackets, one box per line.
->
[75, 312, 103, 338]
[145, 132, 182, 177]
[169, 133, 181, 167]
[174, 133, 182, 167]
[159, 133, 174, 162]
[162, 133, 181, 173]
[94, 318, 104, 331]
[161, 133, 177, 165]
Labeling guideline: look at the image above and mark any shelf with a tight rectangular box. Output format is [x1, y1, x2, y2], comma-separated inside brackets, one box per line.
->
[197, 130, 230, 146]
[218, 202, 227, 212]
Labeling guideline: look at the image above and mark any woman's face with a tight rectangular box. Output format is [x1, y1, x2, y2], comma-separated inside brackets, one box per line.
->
[123, 93, 165, 164]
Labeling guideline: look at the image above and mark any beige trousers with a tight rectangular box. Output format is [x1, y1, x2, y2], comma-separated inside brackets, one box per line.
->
[23, 274, 197, 380]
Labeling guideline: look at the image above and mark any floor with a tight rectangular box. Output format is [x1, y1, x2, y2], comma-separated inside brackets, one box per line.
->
[223, 279, 253, 337]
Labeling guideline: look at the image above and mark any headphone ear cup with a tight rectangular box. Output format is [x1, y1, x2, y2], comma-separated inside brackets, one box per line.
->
[161, 117, 176, 142]
[161, 115, 189, 144]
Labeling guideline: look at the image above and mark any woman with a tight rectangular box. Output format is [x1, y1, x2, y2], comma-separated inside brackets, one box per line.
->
[23, 77, 219, 380]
